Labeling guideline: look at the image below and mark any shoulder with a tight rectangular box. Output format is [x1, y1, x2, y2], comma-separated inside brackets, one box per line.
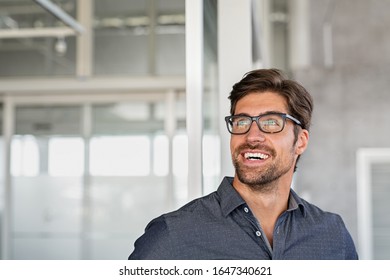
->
[129, 191, 222, 259]
[155, 191, 224, 233]
[298, 195, 345, 226]
[290, 190, 344, 224]
[293, 193, 358, 259]
[128, 214, 172, 259]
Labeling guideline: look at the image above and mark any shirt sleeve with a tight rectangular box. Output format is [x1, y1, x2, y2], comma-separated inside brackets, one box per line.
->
[128, 215, 175, 260]
[341, 219, 359, 260]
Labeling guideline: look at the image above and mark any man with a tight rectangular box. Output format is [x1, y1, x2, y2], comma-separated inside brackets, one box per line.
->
[128, 68, 358, 259]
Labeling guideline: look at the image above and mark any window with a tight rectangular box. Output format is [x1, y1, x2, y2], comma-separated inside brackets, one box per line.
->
[11, 135, 39, 177]
[357, 148, 390, 259]
[48, 137, 84, 176]
[89, 136, 150, 176]
[173, 134, 188, 177]
[153, 135, 169, 176]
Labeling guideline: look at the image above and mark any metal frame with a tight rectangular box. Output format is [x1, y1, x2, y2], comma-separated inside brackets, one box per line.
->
[218, 0, 253, 179]
[0, 27, 77, 39]
[0, 0, 84, 39]
[33, 0, 85, 34]
[76, 0, 93, 77]
[1, 97, 15, 259]
[185, 0, 204, 200]
[288, 0, 310, 69]
[0, 76, 185, 95]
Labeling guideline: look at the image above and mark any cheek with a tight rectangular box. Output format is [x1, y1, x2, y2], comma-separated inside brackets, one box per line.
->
[278, 136, 298, 156]
[230, 138, 239, 157]
[230, 136, 240, 150]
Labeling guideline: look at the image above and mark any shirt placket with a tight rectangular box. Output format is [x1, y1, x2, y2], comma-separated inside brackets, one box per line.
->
[242, 204, 273, 258]
[271, 212, 288, 259]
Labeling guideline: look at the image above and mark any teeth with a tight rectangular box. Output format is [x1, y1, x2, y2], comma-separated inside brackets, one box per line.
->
[244, 152, 269, 160]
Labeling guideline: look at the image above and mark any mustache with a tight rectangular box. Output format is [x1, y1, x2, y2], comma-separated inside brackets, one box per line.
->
[235, 143, 276, 157]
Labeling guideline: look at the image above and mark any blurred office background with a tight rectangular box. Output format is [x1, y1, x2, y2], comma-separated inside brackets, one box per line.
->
[0, 0, 389, 260]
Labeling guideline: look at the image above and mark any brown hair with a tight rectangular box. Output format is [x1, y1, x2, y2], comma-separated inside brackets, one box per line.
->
[228, 68, 314, 171]
[229, 68, 313, 131]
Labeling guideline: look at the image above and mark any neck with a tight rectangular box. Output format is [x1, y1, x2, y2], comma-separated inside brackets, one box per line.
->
[233, 176, 291, 214]
[232, 175, 292, 247]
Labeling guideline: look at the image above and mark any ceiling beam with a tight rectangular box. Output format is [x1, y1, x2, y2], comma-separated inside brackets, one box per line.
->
[0, 27, 76, 38]
[33, 0, 85, 34]
[0, 76, 186, 94]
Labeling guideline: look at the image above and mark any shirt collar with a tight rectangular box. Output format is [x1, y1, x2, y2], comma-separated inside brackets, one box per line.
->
[217, 176, 306, 217]
[217, 177, 246, 217]
[288, 188, 307, 217]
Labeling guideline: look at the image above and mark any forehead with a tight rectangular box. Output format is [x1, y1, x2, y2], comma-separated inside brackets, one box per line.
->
[234, 91, 288, 114]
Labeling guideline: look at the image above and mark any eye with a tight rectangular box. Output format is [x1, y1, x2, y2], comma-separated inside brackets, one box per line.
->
[262, 119, 280, 127]
[234, 117, 251, 128]
[260, 115, 284, 130]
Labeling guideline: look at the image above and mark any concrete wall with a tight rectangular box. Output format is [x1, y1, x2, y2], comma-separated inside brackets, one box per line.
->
[293, 0, 390, 248]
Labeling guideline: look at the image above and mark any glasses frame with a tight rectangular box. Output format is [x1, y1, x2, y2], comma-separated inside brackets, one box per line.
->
[225, 112, 302, 135]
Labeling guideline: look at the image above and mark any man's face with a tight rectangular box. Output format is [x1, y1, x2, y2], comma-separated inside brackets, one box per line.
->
[230, 91, 308, 191]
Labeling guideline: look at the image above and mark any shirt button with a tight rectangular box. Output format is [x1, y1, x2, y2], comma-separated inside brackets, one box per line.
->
[256, 231, 261, 237]
[244, 207, 249, 213]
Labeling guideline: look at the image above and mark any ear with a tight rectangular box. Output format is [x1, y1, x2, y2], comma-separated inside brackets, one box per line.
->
[295, 129, 309, 156]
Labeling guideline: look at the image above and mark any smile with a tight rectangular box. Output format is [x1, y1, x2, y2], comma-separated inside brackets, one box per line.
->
[244, 152, 269, 160]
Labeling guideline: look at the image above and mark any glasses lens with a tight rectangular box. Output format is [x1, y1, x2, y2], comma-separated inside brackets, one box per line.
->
[228, 116, 252, 134]
[258, 114, 284, 133]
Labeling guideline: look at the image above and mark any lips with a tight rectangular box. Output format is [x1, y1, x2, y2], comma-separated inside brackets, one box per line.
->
[236, 143, 275, 164]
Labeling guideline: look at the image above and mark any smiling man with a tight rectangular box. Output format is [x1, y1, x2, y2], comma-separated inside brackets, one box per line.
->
[128, 68, 358, 260]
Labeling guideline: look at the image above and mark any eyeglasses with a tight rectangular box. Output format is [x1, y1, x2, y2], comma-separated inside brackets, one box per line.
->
[225, 112, 302, 135]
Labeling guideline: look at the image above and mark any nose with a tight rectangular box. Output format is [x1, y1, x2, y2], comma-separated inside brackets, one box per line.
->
[246, 120, 266, 142]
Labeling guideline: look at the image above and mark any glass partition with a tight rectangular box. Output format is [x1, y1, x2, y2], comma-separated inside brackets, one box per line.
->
[11, 105, 84, 259]
[9, 95, 185, 259]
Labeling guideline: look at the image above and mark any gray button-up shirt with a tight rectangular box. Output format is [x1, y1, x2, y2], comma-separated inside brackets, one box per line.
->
[129, 177, 358, 260]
